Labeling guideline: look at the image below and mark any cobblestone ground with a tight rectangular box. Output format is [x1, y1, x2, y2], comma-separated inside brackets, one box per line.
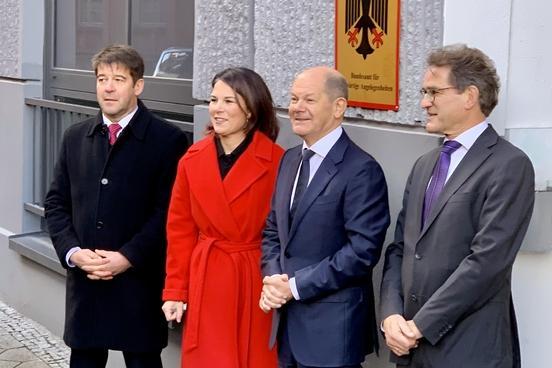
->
[0, 301, 69, 368]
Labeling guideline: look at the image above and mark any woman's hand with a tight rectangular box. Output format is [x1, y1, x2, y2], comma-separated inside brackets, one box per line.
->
[162, 300, 186, 323]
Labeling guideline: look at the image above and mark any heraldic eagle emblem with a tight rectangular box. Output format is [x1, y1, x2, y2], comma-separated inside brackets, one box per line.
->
[345, 0, 389, 59]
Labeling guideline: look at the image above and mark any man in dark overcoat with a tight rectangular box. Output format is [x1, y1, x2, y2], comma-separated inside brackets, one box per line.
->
[44, 45, 189, 368]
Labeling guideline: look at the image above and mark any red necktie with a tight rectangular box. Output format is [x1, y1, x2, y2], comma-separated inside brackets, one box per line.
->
[108, 123, 122, 145]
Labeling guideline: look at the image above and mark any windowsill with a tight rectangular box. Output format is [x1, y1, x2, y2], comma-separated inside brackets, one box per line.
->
[9, 231, 66, 276]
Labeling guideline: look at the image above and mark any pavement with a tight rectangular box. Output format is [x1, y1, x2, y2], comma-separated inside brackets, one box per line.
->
[0, 301, 69, 368]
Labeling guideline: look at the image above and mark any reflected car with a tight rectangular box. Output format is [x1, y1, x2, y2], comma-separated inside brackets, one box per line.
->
[153, 47, 193, 79]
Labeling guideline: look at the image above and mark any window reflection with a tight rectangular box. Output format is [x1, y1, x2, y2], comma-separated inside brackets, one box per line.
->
[55, 0, 194, 79]
[131, 0, 194, 78]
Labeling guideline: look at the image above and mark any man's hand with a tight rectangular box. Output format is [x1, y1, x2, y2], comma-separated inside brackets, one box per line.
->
[259, 274, 292, 312]
[83, 250, 132, 280]
[70, 249, 109, 276]
[406, 319, 423, 340]
[382, 314, 419, 356]
[162, 301, 186, 323]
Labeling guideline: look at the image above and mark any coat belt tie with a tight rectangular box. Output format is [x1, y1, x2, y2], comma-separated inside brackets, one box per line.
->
[186, 233, 260, 350]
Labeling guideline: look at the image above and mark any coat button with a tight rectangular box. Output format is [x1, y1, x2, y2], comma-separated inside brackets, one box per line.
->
[100, 178, 109, 185]
[284, 250, 290, 258]
[410, 294, 417, 302]
[415, 253, 422, 260]
[96, 221, 104, 229]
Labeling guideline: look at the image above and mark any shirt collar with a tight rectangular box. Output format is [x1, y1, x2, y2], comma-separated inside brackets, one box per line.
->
[102, 105, 139, 130]
[302, 126, 343, 158]
[215, 130, 254, 158]
[446, 120, 489, 151]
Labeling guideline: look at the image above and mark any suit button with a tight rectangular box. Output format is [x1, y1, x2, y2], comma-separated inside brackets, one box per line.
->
[100, 178, 109, 185]
[284, 250, 290, 258]
[415, 253, 422, 260]
[96, 221, 104, 229]
[410, 294, 417, 302]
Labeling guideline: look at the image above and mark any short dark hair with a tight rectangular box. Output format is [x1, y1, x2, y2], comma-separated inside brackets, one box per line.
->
[91, 44, 145, 84]
[208, 67, 279, 141]
[427, 44, 500, 116]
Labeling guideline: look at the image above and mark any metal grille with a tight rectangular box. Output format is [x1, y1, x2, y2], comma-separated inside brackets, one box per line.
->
[24, 98, 192, 213]
[26, 98, 98, 209]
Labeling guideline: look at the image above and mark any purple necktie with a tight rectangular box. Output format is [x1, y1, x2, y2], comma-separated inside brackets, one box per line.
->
[422, 140, 462, 225]
[108, 123, 122, 145]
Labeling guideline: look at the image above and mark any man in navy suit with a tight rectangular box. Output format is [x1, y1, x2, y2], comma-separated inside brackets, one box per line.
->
[260, 66, 390, 368]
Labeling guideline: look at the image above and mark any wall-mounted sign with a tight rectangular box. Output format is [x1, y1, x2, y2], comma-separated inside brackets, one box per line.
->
[335, 0, 400, 111]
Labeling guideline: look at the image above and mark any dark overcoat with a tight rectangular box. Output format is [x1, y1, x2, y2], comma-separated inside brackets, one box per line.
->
[44, 100, 189, 352]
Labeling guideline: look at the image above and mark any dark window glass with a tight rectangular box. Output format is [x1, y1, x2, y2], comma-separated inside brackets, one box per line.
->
[54, 0, 194, 79]
[131, 0, 194, 78]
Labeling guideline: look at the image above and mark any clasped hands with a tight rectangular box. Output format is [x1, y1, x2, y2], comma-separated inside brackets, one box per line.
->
[259, 274, 293, 313]
[382, 314, 423, 356]
[70, 248, 131, 280]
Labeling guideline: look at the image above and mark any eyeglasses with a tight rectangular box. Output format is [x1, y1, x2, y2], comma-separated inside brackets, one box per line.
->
[419, 87, 456, 102]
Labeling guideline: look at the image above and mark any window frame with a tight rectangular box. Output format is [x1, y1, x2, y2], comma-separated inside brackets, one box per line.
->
[44, 0, 200, 116]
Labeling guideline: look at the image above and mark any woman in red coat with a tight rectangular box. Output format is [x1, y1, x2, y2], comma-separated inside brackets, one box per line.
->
[162, 67, 283, 367]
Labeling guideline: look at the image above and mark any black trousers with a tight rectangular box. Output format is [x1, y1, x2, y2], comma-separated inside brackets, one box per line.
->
[70, 348, 162, 368]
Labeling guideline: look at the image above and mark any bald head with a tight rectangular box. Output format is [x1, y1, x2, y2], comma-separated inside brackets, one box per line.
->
[288, 66, 349, 146]
[295, 66, 349, 101]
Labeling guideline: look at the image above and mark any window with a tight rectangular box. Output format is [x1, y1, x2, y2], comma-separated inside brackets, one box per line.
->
[46, 0, 197, 117]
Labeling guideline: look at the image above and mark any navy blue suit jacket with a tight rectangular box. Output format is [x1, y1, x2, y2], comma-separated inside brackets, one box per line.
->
[261, 131, 390, 366]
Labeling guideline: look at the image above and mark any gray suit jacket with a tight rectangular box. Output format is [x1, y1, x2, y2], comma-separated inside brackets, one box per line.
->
[380, 126, 534, 367]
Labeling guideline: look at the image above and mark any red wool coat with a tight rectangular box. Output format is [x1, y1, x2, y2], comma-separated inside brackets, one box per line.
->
[163, 131, 283, 368]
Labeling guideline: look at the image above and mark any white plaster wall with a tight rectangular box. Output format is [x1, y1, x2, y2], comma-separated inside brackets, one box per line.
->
[444, 0, 512, 135]
[506, 0, 552, 129]
[445, 1, 552, 366]
[508, 1, 552, 367]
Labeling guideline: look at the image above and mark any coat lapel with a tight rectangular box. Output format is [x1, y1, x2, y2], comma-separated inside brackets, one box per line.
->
[288, 133, 348, 241]
[411, 149, 441, 235]
[185, 136, 241, 238]
[418, 126, 498, 240]
[277, 146, 302, 244]
[223, 131, 271, 203]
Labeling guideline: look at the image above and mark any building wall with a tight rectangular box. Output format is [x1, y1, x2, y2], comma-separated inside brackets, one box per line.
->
[1, 0, 551, 367]
[194, 0, 445, 126]
[444, 1, 552, 367]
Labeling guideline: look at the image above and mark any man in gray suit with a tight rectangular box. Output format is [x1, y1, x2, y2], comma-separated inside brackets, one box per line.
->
[380, 44, 535, 368]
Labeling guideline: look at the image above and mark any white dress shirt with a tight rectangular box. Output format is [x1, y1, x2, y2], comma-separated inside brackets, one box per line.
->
[444, 120, 489, 182]
[102, 105, 138, 136]
[288, 126, 343, 299]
